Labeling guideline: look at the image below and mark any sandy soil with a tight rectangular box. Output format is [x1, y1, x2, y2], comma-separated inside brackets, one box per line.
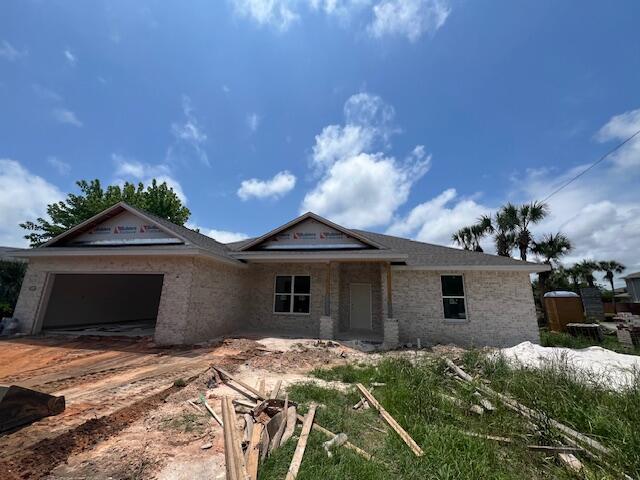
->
[0, 335, 365, 479]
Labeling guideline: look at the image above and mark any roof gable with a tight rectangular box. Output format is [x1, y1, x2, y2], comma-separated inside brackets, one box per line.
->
[43, 203, 189, 247]
[239, 212, 384, 251]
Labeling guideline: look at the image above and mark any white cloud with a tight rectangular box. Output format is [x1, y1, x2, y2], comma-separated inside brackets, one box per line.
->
[63, 49, 77, 66]
[47, 156, 71, 175]
[387, 188, 490, 245]
[0, 159, 63, 247]
[368, 0, 450, 42]
[52, 108, 83, 127]
[112, 154, 187, 203]
[312, 124, 375, 171]
[246, 112, 261, 132]
[189, 225, 249, 243]
[303, 151, 430, 228]
[302, 92, 430, 228]
[511, 164, 640, 277]
[231, 0, 300, 31]
[238, 170, 296, 200]
[0, 40, 27, 61]
[167, 95, 209, 166]
[596, 107, 640, 169]
[222, 84, 231, 94]
[230, 0, 450, 40]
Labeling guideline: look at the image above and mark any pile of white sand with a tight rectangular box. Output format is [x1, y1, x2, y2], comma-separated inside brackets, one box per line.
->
[496, 341, 640, 391]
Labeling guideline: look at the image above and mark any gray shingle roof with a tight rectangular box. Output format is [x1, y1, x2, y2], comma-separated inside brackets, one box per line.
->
[351, 230, 544, 268]
[224, 228, 545, 269]
[124, 204, 231, 258]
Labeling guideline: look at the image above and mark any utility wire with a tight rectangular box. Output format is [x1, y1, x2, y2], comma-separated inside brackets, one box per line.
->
[541, 128, 640, 203]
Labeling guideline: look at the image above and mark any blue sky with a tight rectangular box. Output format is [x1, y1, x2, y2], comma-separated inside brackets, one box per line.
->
[1, 0, 640, 273]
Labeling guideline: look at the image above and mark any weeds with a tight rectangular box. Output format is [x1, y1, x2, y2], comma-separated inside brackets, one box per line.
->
[540, 329, 640, 356]
[260, 358, 596, 479]
[159, 412, 205, 433]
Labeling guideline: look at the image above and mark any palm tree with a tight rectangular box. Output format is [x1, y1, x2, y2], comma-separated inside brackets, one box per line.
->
[532, 233, 572, 321]
[576, 260, 599, 287]
[513, 201, 549, 261]
[469, 215, 493, 253]
[451, 227, 473, 250]
[598, 260, 626, 313]
[565, 265, 582, 292]
[493, 203, 518, 257]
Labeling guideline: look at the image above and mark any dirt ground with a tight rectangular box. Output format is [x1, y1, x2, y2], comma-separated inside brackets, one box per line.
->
[0, 334, 366, 479]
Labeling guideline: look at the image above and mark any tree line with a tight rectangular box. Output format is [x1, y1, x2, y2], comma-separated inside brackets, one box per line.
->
[452, 201, 626, 311]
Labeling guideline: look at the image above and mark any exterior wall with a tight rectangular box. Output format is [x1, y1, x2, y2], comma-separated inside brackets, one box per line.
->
[392, 270, 539, 347]
[338, 263, 383, 333]
[243, 263, 328, 337]
[626, 277, 640, 303]
[12, 255, 196, 344]
[183, 257, 250, 343]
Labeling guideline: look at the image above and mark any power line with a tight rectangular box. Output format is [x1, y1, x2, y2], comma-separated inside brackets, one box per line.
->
[541, 128, 640, 203]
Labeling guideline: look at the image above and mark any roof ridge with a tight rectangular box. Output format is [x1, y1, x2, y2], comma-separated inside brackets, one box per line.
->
[352, 228, 543, 266]
[123, 202, 231, 251]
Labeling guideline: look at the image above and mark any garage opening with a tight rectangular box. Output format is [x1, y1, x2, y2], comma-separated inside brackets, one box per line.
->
[41, 274, 164, 337]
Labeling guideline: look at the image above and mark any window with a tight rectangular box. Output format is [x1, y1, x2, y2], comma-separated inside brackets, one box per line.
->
[441, 275, 466, 320]
[274, 275, 311, 314]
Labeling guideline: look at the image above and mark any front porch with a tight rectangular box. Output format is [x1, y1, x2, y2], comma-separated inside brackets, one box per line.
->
[241, 260, 399, 348]
[318, 261, 398, 349]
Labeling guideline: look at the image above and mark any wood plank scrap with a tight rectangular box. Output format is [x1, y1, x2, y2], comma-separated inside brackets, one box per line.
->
[356, 383, 423, 457]
[246, 422, 264, 480]
[200, 394, 223, 427]
[269, 394, 288, 454]
[285, 404, 317, 480]
[213, 366, 266, 401]
[295, 414, 372, 460]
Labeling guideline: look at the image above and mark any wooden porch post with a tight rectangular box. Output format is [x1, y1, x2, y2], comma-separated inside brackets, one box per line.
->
[386, 262, 393, 318]
[324, 262, 331, 316]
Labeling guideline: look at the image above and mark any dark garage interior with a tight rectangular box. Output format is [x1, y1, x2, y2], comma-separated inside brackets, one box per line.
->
[41, 273, 164, 336]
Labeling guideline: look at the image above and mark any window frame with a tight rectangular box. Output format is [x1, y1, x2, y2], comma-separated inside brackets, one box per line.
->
[440, 274, 468, 322]
[273, 274, 311, 315]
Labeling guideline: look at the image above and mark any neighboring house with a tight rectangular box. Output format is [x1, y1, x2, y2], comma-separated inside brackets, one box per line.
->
[7, 202, 548, 348]
[0, 246, 27, 263]
[624, 272, 640, 303]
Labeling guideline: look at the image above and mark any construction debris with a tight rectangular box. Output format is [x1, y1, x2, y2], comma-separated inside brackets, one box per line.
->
[0, 385, 65, 432]
[356, 383, 424, 457]
[199, 394, 223, 427]
[323, 433, 348, 458]
[285, 404, 317, 480]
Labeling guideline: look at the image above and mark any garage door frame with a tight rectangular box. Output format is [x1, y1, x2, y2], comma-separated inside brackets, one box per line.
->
[33, 270, 165, 334]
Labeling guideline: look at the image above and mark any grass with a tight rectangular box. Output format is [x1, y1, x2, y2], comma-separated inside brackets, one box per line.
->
[159, 412, 206, 433]
[258, 357, 630, 479]
[540, 329, 640, 356]
[462, 349, 640, 478]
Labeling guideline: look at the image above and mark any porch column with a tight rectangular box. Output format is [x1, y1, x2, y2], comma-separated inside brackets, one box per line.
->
[319, 262, 335, 339]
[383, 262, 399, 350]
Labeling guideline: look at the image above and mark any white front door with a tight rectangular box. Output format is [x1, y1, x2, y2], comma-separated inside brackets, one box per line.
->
[349, 283, 372, 330]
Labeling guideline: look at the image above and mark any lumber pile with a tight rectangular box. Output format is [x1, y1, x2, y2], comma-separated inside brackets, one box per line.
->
[203, 366, 372, 480]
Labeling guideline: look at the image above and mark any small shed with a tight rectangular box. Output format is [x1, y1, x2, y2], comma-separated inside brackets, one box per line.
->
[544, 291, 584, 332]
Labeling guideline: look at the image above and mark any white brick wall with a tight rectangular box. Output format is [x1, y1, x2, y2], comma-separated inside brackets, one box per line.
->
[392, 269, 539, 347]
[12, 256, 539, 348]
[12, 255, 197, 344]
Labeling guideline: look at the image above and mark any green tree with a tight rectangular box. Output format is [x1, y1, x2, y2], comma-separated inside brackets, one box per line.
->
[0, 260, 27, 317]
[564, 265, 583, 292]
[20, 179, 190, 247]
[532, 232, 572, 321]
[598, 260, 626, 313]
[576, 260, 600, 288]
[451, 227, 474, 250]
[513, 201, 549, 261]
[452, 216, 493, 252]
[493, 203, 518, 257]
